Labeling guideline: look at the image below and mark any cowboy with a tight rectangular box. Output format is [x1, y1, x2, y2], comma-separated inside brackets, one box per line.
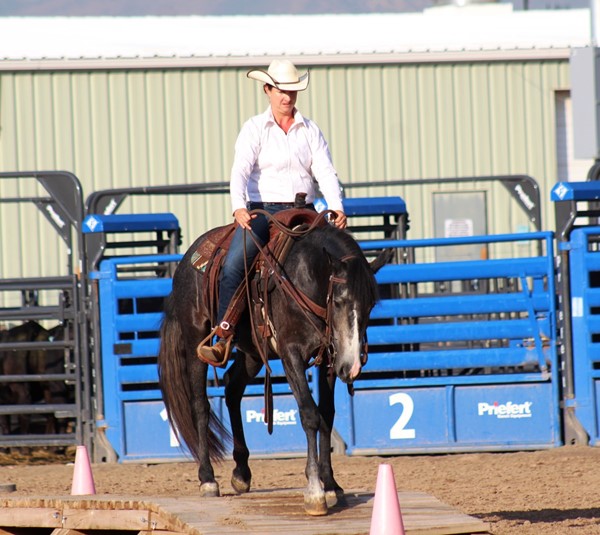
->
[198, 59, 347, 365]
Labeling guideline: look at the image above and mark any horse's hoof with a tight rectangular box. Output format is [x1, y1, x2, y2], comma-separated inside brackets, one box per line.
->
[304, 495, 328, 516]
[231, 474, 251, 494]
[325, 489, 347, 508]
[199, 481, 220, 497]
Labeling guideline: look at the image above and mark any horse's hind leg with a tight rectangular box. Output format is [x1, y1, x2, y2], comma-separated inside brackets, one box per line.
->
[224, 353, 262, 494]
[188, 355, 221, 497]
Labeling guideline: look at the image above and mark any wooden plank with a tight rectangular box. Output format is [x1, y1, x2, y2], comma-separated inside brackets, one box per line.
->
[154, 491, 490, 535]
[0, 507, 62, 528]
[62, 508, 150, 531]
[0, 492, 491, 535]
[148, 510, 185, 532]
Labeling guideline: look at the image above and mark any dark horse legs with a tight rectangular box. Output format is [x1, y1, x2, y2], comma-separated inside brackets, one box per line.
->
[224, 352, 263, 494]
[159, 224, 381, 515]
[224, 349, 344, 515]
[160, 281, 229, 498]
[317, 362, 346, 507]
[280, 349, 334, 515]
[187, 348, 220, 497]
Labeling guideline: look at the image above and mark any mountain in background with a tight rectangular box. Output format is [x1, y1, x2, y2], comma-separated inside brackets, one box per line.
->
[0, 0, 588, 16]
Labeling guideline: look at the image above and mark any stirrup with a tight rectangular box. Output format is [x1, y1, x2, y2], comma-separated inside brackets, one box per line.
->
[197, 335, 233, 367]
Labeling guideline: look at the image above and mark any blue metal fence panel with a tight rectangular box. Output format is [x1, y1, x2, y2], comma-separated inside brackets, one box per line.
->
[93, 254, 182, 462]
[90, 199, 564, 459]
[336, 231, 561, 454]
[82, 213, 180, 233]
[336, 383, 556, 453]
[341, 196, 406, 217]
[567, 226, 600, 445]
[551, 181, 600, 202]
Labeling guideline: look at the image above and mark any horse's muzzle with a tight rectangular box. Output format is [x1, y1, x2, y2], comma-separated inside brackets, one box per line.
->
[338, 358, 362, 384]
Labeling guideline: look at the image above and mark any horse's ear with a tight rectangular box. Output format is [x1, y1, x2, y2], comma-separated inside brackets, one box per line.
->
[369, 248, 394, 273]
[324, 248, 345, 273]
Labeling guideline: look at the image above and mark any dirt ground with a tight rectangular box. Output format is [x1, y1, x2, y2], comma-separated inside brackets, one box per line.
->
[0, 445, 599, 534]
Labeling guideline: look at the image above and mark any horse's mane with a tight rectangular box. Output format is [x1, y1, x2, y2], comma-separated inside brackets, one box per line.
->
[298, 225, 379, 306]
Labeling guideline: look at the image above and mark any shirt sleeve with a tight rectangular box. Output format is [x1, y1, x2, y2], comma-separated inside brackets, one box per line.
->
[307, 122, 344, 212]
[229, 118, 261, 214]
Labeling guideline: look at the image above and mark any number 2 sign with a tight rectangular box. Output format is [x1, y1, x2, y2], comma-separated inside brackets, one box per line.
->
[389, 392, 416, 439]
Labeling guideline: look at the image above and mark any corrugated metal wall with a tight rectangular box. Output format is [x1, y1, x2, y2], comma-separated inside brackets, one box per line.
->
[0, 58, 570, 278]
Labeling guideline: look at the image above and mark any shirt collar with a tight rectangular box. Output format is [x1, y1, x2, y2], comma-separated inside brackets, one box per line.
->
[264, 106, 307, 129]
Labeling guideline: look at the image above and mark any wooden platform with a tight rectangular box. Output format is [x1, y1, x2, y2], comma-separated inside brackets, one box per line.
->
[0, 490, 492, 535]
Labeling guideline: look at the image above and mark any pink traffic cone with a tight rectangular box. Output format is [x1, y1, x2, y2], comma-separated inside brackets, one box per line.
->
[370, 463, 405, 535]
[71, 445, 96, 495]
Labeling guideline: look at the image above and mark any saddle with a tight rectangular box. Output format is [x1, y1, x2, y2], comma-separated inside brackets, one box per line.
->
[191, 208, 328, 353]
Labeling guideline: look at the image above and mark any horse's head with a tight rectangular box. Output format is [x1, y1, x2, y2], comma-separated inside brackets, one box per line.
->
[328, 251, 382, 384]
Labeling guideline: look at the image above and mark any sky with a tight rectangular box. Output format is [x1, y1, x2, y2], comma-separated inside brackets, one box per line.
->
[0, 0, 591, 16]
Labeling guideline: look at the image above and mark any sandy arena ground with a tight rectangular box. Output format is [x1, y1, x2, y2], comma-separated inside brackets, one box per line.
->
[0, 445, 598, 534]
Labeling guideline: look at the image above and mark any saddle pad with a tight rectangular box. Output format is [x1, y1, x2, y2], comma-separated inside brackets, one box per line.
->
[190, 224, 235, 271]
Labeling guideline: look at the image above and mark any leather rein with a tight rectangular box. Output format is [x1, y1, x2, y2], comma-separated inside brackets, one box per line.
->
[241, 209, 369, 434]
[243, 209, 352, 373]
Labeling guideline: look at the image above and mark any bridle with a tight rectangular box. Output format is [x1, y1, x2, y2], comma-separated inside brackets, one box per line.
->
[243, 210, 356, 372]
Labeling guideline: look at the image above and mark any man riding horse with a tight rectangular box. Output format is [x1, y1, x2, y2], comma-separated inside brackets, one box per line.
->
[198, 59, 347, 366]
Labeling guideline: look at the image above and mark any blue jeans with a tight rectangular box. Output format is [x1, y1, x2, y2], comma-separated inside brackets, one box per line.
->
[216, 202, 315, 328]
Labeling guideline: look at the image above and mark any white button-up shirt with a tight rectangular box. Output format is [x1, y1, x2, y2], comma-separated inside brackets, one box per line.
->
[230, 107, 344, 213]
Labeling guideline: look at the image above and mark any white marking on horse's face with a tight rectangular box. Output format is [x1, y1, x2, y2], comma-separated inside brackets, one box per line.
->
[333, 303, 362, 384]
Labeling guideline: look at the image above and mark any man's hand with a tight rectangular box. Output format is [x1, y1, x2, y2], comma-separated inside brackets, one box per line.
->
[234, 208, 254, 230]
[331, 210, 347, 229]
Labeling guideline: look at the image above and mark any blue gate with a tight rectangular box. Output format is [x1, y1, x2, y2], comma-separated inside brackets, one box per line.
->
[93, 254, 180, 461]
[565, 227, 600, 444]
[551, 181, 600, 446]
[335, 231, 561, 454]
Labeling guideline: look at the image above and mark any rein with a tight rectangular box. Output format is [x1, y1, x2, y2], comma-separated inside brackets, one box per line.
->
[240, 209, 365, 434]
[243, 209, 350, 369]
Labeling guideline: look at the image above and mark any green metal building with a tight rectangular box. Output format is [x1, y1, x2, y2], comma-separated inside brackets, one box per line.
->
[0, 4, 593, 279]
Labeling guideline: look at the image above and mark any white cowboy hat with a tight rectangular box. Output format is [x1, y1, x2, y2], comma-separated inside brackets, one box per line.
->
[247, 59, 309, 91]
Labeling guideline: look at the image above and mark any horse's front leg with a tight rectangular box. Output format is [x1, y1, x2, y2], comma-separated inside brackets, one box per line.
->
[224, 352, 262, 494]
[282, 352, 327, 516]
[318, 364, 346, 508]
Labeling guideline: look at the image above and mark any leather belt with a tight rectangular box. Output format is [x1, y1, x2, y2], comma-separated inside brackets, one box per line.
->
[248, 202, 315, 210]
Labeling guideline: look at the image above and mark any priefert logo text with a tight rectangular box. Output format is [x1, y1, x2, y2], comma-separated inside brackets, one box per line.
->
[246, 408, 298, 426]
[478, 401, 533, 419]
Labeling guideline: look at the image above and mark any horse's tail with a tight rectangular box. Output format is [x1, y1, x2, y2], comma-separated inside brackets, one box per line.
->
[158, 292, 229, 463]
